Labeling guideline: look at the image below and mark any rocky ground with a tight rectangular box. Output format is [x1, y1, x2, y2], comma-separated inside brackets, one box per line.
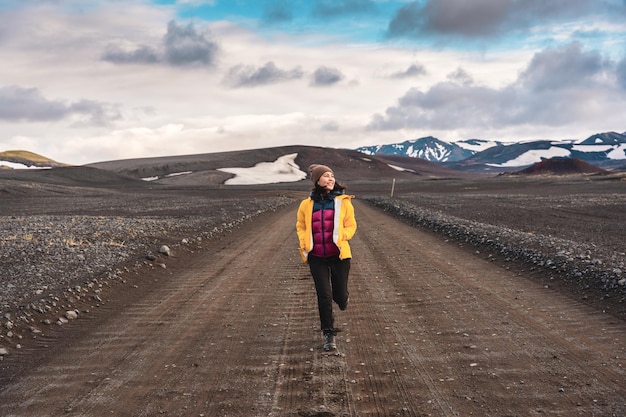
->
[1, 175, 625, 361]
[0, 187, 294, 343]
[365, 193, 626, 318]
[358, 175, 626, 318]
[1, 196, 624, 416]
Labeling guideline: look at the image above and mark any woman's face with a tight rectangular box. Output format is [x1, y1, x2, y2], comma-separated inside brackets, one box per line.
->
[317, 171, 335, 191]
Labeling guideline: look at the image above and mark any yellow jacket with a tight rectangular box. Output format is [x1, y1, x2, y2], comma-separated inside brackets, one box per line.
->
[296, 194, 357, 263]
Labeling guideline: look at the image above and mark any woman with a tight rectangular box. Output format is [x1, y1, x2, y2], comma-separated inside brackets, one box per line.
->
[296, 164, 357, 351]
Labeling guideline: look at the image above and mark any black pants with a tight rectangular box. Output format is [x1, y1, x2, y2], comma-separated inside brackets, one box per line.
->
[308, 255, 350, 332]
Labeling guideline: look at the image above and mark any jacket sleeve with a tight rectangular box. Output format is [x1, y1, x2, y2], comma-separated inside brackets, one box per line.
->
[296, 200, 307, 246]
[334, 196, 356, 260]
[296, 199, 312, 263]
[341, 198, 357, 241]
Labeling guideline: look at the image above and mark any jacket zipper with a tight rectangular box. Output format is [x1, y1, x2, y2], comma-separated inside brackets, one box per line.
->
[321, 201, 327, 257]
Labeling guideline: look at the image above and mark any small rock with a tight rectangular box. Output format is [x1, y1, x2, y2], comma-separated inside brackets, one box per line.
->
[0, 347, 8, 356]
[65, 310, 78, 320]
[159, 245, 171, 256]
[299, 405, 335, 417]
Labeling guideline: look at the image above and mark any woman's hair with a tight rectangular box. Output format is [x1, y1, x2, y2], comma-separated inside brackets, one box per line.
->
[312, 182, 347, 193]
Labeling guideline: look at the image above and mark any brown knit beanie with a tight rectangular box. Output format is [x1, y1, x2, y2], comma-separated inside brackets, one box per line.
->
[309, 164, 333, 185]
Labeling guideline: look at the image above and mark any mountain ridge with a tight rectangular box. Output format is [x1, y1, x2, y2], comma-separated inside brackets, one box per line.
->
[0, 145, 476, 191]
[0, 150, 69, 169]
[2, 131, 625, 190]
[357, 131, 626, 172]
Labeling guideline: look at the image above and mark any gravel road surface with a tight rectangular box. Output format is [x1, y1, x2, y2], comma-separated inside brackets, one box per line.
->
[1, 201, 624, 416]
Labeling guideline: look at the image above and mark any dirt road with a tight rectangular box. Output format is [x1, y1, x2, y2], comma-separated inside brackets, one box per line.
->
[1, 201, 624, 416]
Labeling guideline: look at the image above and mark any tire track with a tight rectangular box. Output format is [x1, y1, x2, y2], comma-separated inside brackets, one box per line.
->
[0, 204, 300, 416]
[346, 202, 457, 416]
[1, 200, 624, 417]
[343, 201, 625, 416]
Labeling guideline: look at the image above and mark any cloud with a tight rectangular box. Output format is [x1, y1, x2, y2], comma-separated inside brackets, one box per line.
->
[0, 85, 119, 125]
[178, 0, 217, 5]
[0, 86, 68, 122]
[322, 120, 340, 131]
[102, 44, 160, 65]
[223, 61, 304, 87]
[262, 0, 294, 24]
[368, 42, 619, 132]
[617, 56, 626, 90]
[387, 0, 599, 39]
[389, 63, 427, 79]
[368, 82, 511, 131]
[446, 67, 473, 85]
[519, 42, 607, 91]
[310, 66, 344, 86]
[163, 20, 219, 66]
[2, 0, 623, 165]
[311, 0, 377, 18]
[102, 20, 219, 67]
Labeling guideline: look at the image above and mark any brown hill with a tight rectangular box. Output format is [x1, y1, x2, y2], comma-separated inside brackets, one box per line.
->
[0, 146, 473, 194]
[87, 145, 473, 186]
[512, 157, 608, 176]
[0, 166, 148, 189]
[0, 150, 68, 169]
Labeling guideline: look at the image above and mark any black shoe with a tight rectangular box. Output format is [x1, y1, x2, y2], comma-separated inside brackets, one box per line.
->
[339, 296, 349, 311]
[323, 331, 336, 351]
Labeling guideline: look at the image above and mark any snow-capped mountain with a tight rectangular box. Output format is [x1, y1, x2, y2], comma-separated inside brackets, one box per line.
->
[455, 138, 505, 154]
[358, 136, 477, 163]
[356, 132, 626, 171]
[579, 132, 626, 145]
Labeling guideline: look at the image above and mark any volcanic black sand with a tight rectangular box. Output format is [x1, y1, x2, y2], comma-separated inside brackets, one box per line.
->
[1, 170, 625, 416]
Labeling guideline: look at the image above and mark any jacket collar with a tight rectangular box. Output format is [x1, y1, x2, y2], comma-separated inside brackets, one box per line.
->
[310, 189, 344, 200]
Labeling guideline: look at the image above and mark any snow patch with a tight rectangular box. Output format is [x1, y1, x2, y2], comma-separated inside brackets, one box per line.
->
[487, 147, 571, 167]
[165, 171, 193, 177]
[218, 153, 307, 185]
[455, 140, 498, 153]
[606, 144, 626, 160]
[572, 144, 613, 153]
[571, 144, 626, 160]
[387, 164, 415, 173]
[141, 171, 192, 181]
[0, 160, 51, 169]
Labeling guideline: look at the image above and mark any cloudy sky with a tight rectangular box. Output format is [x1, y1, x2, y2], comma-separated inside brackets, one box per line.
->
[1, 0, 625, 164]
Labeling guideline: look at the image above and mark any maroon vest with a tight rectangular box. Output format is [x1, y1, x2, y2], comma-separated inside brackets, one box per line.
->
[310, 207, 340, 258]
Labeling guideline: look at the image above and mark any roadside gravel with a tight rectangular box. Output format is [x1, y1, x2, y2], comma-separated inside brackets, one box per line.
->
[366, 196, 626, 318]
[0, 196, 293, 323]
[2, 191, 624, 320]
[1, 182, 624, 359]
